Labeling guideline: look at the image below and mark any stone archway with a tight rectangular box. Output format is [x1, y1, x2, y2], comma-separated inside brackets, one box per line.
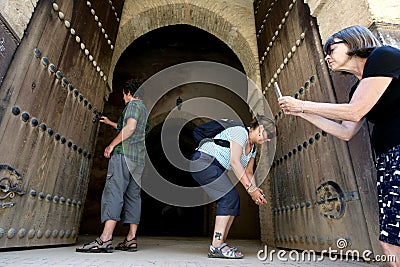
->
[107, 1, 263, 112]
[80, 24, 261, 238]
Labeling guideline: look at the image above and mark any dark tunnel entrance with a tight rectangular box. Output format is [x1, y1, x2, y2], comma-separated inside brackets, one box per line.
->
[80, 24, 261, 238]
[140, 119, 207, 236]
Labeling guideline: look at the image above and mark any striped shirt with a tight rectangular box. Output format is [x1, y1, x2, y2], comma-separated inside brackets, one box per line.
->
[113, 99, 148, 165]
[198, 126, 256, 170]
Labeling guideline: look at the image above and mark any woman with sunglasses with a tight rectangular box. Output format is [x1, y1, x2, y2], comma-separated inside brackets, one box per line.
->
[278, 25, 400, 265]
[190, 114, 275, 259]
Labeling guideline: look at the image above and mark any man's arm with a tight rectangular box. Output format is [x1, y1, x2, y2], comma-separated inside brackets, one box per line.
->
[104, 117, 137, 158]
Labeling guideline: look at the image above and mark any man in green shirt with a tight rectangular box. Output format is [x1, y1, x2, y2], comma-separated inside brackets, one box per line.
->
[77, 79, 148, 253]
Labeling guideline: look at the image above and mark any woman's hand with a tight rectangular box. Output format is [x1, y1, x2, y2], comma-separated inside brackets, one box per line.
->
[278, 96, 304, 114]
[249, 188, 267, 205]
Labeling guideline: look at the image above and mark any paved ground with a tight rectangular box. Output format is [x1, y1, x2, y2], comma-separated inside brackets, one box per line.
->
[0, 236, 383, 267]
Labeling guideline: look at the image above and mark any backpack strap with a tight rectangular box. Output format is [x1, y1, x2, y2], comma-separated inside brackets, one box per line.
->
[211, 127, 256, 153]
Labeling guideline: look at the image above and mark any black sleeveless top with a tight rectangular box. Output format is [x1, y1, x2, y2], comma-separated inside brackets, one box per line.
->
[349, 46, 400, 155]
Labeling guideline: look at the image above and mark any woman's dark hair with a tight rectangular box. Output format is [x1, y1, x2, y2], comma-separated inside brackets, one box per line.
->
[249, 114, 277, 139]
[122, 79, 142, 98]
[323, 25, 381, 58]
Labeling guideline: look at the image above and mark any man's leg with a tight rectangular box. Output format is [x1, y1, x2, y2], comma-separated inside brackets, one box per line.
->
[99, 220, 117, 242]
[100, 154, 128, 230]
[119, 161, 143, 250]
[122, 161, 143, 226]
[75, 220, 116, 252]
[76, 155, 128, 252]
[127, 223, 139, 241]
[114, 223, 138, 252]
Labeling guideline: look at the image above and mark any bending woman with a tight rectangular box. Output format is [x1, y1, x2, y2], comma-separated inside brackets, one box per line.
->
[190, 114, 276, 259]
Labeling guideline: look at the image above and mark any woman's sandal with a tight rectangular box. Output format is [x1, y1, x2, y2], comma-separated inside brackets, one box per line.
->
[115, 237, 138, 252]
[208, 243, 243, 259]
[75, 237, 113, 253]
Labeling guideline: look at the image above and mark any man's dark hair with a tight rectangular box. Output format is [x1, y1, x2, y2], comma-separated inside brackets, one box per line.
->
[122, 79, 142, 98]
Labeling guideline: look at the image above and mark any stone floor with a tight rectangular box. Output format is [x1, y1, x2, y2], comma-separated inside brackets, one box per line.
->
[0, 236, 386, 267]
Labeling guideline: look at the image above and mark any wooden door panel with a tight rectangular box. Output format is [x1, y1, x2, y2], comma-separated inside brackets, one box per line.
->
[255, 0, 374, 252]
[0, 0, 123, 248]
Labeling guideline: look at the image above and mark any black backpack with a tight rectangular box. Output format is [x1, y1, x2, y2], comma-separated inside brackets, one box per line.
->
[193, 119, 246, 148]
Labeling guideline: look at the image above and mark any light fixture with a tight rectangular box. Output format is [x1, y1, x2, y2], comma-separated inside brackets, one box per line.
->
[176, 96, 182, 111]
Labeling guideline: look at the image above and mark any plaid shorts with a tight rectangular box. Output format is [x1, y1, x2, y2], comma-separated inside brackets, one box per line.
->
[377, 144, 400, 246]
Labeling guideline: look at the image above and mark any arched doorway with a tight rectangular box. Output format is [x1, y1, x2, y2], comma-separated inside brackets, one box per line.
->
[80, 24, 260, 238]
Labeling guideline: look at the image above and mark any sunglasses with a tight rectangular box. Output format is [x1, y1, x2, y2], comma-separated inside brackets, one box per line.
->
[326, 40, 346, 55]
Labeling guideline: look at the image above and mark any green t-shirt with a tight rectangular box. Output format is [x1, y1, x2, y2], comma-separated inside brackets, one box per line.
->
[113, 100, 148, 165]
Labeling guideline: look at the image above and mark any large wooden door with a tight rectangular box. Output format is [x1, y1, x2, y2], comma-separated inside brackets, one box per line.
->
[0, 0, 123, 248]
[255, 0, 378, 253]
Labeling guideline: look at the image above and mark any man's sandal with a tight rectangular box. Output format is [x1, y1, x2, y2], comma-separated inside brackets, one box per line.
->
[75, 237, 113, 253]
[208, 243, 243, 259]
[115, 237, 138, 252]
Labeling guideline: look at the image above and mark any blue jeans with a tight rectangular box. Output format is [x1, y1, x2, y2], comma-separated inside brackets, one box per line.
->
[190, 151, 240, 216]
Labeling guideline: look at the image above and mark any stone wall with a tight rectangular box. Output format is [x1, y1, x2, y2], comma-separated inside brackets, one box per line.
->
[0, 0, 39, 40]
[305, 0, 400, 42]
[368, 0, 400, 25]
[2, 0, 399, 73]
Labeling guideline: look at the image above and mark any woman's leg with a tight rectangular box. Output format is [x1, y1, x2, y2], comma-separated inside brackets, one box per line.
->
[210, 182, 241, 256]
[190, 152, 241, 257]
[212, 215, 232, 247]
[379, 241, 400, 267]
[377, 145, 400, 267]
[210, 215, 242, 258]
[223, 216, 235, 241]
